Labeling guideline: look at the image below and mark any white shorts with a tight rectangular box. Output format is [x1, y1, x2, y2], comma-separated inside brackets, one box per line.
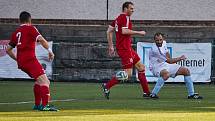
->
[151, 62, 181, 77]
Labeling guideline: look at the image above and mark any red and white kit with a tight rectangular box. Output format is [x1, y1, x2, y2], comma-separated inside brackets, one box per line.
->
[9, 24, 45, 80]
[111, 13, 140, 69]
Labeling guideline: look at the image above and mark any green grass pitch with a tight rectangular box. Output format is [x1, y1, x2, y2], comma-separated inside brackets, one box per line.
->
[0, 81, 214, 121]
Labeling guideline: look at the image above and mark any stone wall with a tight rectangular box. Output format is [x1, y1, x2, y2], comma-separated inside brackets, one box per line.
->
[0, 23, 215, 81]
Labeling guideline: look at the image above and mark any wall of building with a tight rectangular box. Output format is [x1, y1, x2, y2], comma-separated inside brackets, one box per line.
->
[0, 0, 215, 20]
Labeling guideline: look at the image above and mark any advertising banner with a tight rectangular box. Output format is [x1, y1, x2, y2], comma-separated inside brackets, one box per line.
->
[0, 40, 53, 79]
[137, 42, 211, 82]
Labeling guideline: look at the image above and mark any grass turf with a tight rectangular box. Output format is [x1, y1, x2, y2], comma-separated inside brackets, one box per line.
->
[0, 81, 214, 121]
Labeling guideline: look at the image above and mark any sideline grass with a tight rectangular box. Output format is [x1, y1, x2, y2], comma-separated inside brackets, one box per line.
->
[0, 81, 214, 121]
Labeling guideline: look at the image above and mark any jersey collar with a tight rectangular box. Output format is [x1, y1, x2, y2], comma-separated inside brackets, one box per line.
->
[20, 24, 31, 26]
[121, 12, 128, 16]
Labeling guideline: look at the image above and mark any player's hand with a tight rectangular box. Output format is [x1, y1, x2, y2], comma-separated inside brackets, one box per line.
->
[108, 46, 116, 57]
[180, 55, 187, 60]
[48, 52, 55, 61]
[138, 31, 146, 36]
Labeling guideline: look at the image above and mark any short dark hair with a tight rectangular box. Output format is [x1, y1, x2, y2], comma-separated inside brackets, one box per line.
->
[19, 11, 31, 23]
[154, 32, 166, 40]
[122, 1, 134, 11]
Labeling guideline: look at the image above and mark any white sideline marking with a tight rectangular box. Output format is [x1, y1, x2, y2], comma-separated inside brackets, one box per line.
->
[0, 99, 77, 105]
[0, 98, 208, 105]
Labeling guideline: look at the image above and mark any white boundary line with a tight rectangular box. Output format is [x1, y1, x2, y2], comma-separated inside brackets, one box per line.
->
[0, 98, 207, 105]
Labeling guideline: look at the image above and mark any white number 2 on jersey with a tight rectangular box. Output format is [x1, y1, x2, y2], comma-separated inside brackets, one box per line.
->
[16, 32, 22, 45]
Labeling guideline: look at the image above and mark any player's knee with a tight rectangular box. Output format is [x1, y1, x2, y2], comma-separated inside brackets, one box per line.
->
[181, 67, 190, 76]
[160, 70, 170, 80]
[137, 64, 145, 72]
[38, 79, 50, 85]
[162, 74, 169, 80]
[185, 68, 190, 76]
[40, 79, 50, 86]
[36, 75, 50, 86]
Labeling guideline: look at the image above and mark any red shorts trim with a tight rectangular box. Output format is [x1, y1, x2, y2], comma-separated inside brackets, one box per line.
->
[19, 60, 45, 80]
[117, 49, 140, 69]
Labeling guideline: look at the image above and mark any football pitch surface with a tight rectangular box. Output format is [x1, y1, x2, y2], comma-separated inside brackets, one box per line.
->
[0, 81, 214, 121]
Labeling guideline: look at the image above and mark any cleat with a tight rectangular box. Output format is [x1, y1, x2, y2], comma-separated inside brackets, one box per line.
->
[101, 83, 110, 100]
[40, 105, 59, 111]
[188, 93, 203, 99]
[143, 93, 151, 99]
[32, 105, 42, 110]
[150, 94, 159, 99]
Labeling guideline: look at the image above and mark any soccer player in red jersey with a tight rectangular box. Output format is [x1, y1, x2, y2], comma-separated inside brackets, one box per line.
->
[6, 11, 58, 111]
[102, 2, 151, 99]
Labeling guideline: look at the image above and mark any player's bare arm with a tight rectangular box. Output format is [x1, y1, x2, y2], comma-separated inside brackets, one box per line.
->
[6, 45, 16, 61]
[107, 25, 115, 57]
[122, 28, 146, 36]
[37, 36, 54, 61]
[166, 52, 186, 64]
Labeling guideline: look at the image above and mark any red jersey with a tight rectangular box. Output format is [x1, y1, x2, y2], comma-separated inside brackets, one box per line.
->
[9, 24, 41, 68]
[111, 13, 132, 50]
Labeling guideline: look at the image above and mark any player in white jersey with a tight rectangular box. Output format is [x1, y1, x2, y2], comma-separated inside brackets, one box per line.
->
[149, 33, 203, 99]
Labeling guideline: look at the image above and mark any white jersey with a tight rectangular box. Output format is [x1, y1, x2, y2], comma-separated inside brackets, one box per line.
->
[149, 41, 181, 77]
[149, 41, 168, 69]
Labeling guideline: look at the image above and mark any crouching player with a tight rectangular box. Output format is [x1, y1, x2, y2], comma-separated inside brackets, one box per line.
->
[6, 11, 58, 111]
[149, 33, 203, 99]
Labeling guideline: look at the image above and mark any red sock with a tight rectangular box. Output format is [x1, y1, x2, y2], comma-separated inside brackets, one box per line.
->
[33, 84, 41, 106]
[41, 85, 50, 107]
[138, 71, 150, 94]
[106, 76, 119, 89]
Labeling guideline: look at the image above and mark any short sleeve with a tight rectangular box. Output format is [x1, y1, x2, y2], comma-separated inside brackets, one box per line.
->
[8, 32, 17, 48]
[30, 26, 41, 42]
[119, 15, 129, 29]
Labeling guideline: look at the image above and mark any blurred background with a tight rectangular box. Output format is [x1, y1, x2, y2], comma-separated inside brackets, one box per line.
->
[0, 0, 215, 83]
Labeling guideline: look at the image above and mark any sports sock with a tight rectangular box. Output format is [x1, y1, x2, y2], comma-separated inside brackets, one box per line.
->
[138, 71, 150, 94]
[184, 76, 195, 96]
[106, 76, 119, 90]
[41, 85, 50, 107]
[151, 77, 165, 95]
[33, 83, 41, 106]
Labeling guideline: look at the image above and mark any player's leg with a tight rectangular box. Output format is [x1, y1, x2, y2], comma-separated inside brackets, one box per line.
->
[102, 75, 117, 99]
[150, 69, 169, 99]
[27, 60, 58, 111]
[132, 49, 150, 97]
[102, 68, 132, 99]
[135, 61, 150, 97]
[102, 50, 133, 99]
[20, 67, 42, 110]
[36, 74, 50, 107]
[36, 74, 59, 111]
[105, 68, 132, 89]
[176, 67, 194, 96]
[33, 80, 42, 110]
[176, 67, 203, 99]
